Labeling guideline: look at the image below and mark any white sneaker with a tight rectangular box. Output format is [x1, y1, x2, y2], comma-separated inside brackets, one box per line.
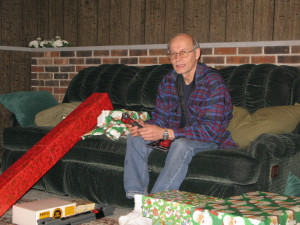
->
[119, 211, 152, 225]
[119, 194, 152, 225]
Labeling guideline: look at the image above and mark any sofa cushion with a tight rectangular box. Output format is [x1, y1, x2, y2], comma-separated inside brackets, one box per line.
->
[2, 126, 52, 150]
[64, 135, 128, 167]
[227, 104, 300, 148]
[3, 125, 259, 186]
[0, 90, 58, 127]
[148, 148, 260, 185]
[2, 126, 127, 166]
[35, 102, 81, 127]
[65, 138, 259, 185]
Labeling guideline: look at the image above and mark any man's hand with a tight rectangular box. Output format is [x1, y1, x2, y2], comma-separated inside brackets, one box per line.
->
[138, 124, 165, 141]
[125, 119, 145, 137]
[126, 120, 175, 141]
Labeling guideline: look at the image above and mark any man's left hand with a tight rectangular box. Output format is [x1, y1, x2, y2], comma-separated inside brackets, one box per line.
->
[138, 124, 174, 141]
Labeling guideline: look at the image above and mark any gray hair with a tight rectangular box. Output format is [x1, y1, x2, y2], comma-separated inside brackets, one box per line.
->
[167, 33, 200, 52]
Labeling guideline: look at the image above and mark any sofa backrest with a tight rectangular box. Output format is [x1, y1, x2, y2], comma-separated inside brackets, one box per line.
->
[219, 64, 300, 113]
[63, 63, 300, 113]
[62, 64, 173, 112]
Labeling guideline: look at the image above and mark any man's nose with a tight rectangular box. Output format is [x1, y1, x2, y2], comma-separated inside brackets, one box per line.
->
[175, 53, 181, 61]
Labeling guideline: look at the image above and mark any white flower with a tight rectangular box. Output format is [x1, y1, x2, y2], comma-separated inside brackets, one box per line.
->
[61, 40, 70, 47]
[40, 40, 49, 48]
[39, 41, 46, 47]
[53, 39, 63, 47]
[29, 37, 70, 48]
[29, 40, 39, 48]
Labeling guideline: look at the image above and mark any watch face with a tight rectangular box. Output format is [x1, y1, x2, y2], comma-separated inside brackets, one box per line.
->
[163, 130, 169, 140]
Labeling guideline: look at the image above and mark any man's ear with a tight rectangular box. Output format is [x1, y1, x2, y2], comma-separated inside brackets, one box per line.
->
[195, 48, 201, 60]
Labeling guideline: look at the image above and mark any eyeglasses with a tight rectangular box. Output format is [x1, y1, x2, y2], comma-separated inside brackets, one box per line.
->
[167, 49, 195, 60]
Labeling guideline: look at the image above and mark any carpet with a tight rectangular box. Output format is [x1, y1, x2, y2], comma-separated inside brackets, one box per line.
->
[0, 189, 132, 225]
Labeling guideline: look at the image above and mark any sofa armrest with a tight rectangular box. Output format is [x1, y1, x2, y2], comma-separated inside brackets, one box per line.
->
[247, 133, 300, 159]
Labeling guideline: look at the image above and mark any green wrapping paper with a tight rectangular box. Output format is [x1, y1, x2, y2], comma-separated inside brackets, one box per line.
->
[82, 109, 149, 141]
[197, 191, 300, 225]
[142, 190, 221, 224]
[143, 190, 300, 225]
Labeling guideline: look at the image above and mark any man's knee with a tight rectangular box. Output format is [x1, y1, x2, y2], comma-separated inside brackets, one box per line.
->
[127, 135, 151, 157]
[170, 138, 190, 151]
[127, 135, 144, 147]
[168, 138, 192, 159]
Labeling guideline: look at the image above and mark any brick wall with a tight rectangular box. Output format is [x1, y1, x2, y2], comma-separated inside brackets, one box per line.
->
[30, 41, 300, 102]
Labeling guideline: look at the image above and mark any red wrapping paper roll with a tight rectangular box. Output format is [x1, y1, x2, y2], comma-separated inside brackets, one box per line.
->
[0, 93, 113, 217]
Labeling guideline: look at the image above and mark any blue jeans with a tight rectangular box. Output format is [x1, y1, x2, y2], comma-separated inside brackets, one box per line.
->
[124, 135, 218, 199]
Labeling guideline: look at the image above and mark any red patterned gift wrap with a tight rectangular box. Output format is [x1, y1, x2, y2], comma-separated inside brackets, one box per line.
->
[0, 93, 113, 217]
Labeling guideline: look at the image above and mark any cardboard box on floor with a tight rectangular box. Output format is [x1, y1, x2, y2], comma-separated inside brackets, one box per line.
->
[12, 198, 76, 225]
[0, 93, 113, 217]
[143, 190, 300, 225]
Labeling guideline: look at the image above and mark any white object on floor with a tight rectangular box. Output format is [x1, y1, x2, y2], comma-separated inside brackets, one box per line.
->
[119, 194, 152, 225]
[119, 211, 152, 225]
[12, 198, 76, 225]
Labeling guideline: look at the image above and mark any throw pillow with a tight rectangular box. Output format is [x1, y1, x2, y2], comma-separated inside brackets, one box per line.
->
[284, 172, 300, 197]
[227, 104, 300, 148]
[0, 90, 58, 127]
[35, 102, 82, 127]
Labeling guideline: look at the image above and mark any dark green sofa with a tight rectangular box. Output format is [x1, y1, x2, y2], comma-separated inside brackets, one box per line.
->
[2, 63, 300, 208]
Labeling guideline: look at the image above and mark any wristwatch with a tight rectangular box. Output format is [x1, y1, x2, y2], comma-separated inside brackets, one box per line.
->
[163, 129, 169, 140]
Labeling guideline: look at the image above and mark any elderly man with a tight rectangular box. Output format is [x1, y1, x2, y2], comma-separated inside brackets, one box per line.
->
[119, 33, 236, 225]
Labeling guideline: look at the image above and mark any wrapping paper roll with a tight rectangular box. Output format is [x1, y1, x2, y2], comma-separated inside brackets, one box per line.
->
[0, 93, 113, 217]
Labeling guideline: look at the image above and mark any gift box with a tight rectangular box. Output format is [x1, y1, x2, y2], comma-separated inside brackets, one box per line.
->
[194, 191, 300, 225]
[12, 198, 76, 225]
[0, 93, 113, 217]
[142, 190, 222, 224]
[143, 190, 300, 225]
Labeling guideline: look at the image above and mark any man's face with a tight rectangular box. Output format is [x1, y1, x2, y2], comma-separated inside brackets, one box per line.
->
[168, 35, 200, 79]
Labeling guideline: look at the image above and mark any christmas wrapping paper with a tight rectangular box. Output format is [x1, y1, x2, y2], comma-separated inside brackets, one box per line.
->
[142, 190, 222, 224]
[82, 109, 149, 141]
[0, 93, 113, 217]
[194, 191, 300, 225]
[143, 190, 300, 225]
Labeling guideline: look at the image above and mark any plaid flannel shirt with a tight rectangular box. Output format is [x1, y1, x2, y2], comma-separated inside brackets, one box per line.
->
[146, 63, 237, 149]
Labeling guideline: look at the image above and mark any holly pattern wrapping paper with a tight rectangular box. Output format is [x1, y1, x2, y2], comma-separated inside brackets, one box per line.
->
[195, 191, 300, 225]
[143, 190, 300, 225]
[142, 190, 222, 224]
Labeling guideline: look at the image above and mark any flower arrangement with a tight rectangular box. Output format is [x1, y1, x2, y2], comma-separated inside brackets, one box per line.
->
[29, 36, 70, 48]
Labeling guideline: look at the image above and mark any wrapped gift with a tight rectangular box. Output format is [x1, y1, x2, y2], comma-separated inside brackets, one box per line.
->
[142, 190, 222, 224]
[144, 190, 300, 225]
[0, 93, 113, 217]
[193, 191, 300, 225]
[82, 109, 149, 141]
